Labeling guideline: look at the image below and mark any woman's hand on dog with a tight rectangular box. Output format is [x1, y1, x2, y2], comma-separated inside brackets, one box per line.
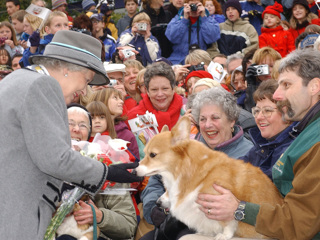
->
[196, 184, 239, 221]
[73, 200, 103, 225]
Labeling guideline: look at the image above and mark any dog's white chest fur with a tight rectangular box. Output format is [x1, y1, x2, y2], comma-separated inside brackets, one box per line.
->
[56, 215, 93, 240]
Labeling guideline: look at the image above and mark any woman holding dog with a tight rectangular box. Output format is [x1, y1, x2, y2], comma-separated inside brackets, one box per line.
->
[0, 30, 142, 239]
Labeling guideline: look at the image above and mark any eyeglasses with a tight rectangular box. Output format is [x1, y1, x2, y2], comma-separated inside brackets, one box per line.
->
[68, 120, 90, 131]
[251, 106, 278, 118]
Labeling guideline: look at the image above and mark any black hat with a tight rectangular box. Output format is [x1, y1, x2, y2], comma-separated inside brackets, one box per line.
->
[224, 0, 242, 16]
[292, 0, 310, 13]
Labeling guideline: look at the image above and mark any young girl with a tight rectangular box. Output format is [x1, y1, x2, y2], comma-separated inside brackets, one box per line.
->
[0, 48, 12, 67]
[259, 2, 295, 57]
[21, 11, 69, 67]
[117, 12, 161, 66]
[204, 0, 225, 23]
[288, 0, 320, 40]
[0, 21, 24, 58]
[86, 101, 117, 141]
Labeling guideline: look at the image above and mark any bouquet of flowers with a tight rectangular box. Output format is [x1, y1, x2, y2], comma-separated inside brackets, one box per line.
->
[44, 134, 133, 240]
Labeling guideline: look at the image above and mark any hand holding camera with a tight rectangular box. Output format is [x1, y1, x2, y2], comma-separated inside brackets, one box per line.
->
[184, 2, 205, 18]
[0, 37, 8, 46]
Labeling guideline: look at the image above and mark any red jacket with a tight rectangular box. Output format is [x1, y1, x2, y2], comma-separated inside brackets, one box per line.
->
[289, 19, 320, 40]
[259, 26, 295, 57]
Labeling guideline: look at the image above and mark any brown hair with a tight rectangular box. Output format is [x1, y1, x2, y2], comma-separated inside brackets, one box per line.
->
[125, 0, 138, 5]
[135, 68, 146, 103]
[0, 21, 19, 46]
[203, 0, 222, 14]
[289, 12, 318, 30]
[86, 101, 117, 139]
[253, 79, 278, 103]
[89, 88, 127, 124]
[11, 9, 27, 22]
[132, 12, 151, 25]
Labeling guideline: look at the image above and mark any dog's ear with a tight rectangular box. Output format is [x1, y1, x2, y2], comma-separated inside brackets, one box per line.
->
[171, 116, 191, 145]
[161, 125, 169, 133]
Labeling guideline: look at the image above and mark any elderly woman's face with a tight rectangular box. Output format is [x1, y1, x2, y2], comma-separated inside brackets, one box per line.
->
[68, 112, 90, 141]
[147, 76, 174, 112]
[59, 69, 95, 104]
[199, 104, 235, 149]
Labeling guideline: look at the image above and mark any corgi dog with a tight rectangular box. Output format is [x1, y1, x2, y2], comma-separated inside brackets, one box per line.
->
[56, 195, 100, 240]
[136, 116, 283, 239]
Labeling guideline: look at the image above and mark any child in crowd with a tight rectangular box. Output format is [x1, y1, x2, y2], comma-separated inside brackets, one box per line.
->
[86, 101, 117, 141]
[11, 10, 27, 42]
[90, 13, 116, 62]
[117, 12, 161, 66]
[0, 48, 12, 67]
[259, 2, 295, 57]
[240, 0, 264, 35]
[0, 21, 24, 58]
[204, 0, 225, 23]
[117, 0, 139, 36]
[21, 11, 69, 67]
[288, 0, 320, 39]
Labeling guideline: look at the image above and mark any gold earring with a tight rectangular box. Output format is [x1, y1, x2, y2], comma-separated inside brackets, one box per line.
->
[231, 127, 234, 133]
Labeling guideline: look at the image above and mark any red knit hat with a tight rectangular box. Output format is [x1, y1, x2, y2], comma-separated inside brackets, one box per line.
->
[185, 70, 213, 85]
[262, 2, 283, 19]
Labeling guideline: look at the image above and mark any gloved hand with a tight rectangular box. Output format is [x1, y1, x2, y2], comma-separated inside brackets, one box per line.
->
[100, 3, 109, 15]
[151, 206, 168, 227]
[29, 30, 40, 47]
[106, 161, 144, 183]
[245, 64, 258, 85]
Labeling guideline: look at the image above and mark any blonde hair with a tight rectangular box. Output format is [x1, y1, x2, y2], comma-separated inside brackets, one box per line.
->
[132, 12, 151, 25]
[270, 59, 281, 80]
[135, 68, 146, 103]
[124, 59, 145, 71]
[252, 47, 282, 64]
[289, 12, 318, 30]
[24, 13, 44, 36]
[185, 49, 212, 66]
[262, 14, 281, 27]
[44, 11, 68, 33]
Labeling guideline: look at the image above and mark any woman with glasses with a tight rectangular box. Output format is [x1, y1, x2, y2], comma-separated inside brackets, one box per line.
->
[240, 79, 295, 180]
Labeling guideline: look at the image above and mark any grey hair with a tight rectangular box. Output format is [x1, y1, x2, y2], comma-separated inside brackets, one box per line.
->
[192, 88, 240, 124]
[32, 57, 88, 72]
[226, 53, 244, 72]
[144, 62, 176, 90]
[278, 49, 320, 86]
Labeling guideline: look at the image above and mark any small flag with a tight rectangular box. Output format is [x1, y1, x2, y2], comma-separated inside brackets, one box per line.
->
[26, 4, 51, 20]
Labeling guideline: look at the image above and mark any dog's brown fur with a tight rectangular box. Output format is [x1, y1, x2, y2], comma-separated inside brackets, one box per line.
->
[136, 116, 283, 238]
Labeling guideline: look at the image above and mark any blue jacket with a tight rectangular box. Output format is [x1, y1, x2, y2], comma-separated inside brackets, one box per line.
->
[117, 29, 161, 66]
[100, 31, 116, 62]
[240, 1, 264, 35]
[21, 34, 54, 67]
[210, 14, 225, 23]
[240, 124, 295, 180]
[165, 8, 220, 64]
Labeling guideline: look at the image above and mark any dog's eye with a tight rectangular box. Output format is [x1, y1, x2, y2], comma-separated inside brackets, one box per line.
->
[149, 152, 157, 158]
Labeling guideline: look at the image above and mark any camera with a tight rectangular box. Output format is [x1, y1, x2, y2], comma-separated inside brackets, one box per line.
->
[20, 32, 29, 42]
[188, 62, 205, 72]
[108, 79, 117, 87]
[0, 37, 8, 45]
[121, 49, 135, 59]
[254, 64, 269, 76]
[136, 22, 147, 31]
[190, 3, 198, 12]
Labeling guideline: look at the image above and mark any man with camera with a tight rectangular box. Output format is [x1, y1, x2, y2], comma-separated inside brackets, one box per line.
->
[165, 0, 220, 65]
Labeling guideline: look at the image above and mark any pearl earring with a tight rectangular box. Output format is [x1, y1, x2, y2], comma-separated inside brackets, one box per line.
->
[64, 74, 68, 77]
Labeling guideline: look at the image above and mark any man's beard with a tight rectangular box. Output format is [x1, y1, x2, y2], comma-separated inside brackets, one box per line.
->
[277, 100, 295, 121]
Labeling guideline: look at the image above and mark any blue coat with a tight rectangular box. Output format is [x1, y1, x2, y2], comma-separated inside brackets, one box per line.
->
[240, 124, 295, 180]
[240, 1, 264, 35]
[165, 8, 220, 64]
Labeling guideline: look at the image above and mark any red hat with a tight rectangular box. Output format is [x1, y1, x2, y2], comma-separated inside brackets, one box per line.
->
[185, 70, 213, 85]
[262, 2, 283, 19]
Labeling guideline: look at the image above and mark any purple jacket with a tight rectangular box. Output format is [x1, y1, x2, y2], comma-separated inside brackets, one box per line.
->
[115, 121, 140, 160]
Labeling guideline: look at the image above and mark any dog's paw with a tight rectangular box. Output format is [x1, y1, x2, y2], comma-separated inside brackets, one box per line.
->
[213, 233, 230, 240]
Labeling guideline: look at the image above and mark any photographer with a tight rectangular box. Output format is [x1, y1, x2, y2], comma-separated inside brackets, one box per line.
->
[244, 47, 281, 112]
[117, 12, 161, 66]
[165, 0, 220, 65]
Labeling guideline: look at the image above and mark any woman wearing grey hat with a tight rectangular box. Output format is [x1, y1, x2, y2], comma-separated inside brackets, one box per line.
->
[0, 30, 143, 240]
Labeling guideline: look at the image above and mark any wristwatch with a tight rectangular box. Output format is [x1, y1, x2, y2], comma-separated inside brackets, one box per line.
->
[234, 201, 246, 221]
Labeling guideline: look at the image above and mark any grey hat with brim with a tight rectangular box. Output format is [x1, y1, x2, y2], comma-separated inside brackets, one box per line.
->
[29, 30, 109, 86]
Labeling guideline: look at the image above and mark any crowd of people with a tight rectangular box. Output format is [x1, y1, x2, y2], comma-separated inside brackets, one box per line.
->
[1, 0, 320, 239]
